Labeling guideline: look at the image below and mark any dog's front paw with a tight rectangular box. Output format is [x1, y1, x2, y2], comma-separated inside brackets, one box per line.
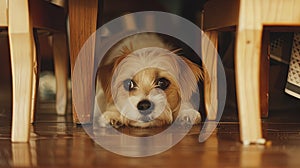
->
[98, 111, 123, 128]
[176, 109, 201, 126]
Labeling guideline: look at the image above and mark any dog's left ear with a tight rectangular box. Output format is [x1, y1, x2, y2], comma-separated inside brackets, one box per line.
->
[180, 56, 204, 82]
[176, 56, 204, 101]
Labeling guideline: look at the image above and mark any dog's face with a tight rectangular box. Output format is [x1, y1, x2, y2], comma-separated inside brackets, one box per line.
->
[99, 47, 203, 128]
[114, 67, 181, 127]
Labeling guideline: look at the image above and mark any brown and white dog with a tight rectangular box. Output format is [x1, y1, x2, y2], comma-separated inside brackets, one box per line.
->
[94, 33, 204, 128]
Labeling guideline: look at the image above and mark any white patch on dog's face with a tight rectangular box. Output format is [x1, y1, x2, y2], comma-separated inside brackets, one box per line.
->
[110, 47, 199, 127]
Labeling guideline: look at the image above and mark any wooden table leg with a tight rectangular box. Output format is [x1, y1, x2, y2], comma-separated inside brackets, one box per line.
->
[68, 0, 98, 124]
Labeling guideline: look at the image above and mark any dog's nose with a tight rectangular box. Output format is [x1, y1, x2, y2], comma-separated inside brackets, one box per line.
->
[137, 100, 153, 115]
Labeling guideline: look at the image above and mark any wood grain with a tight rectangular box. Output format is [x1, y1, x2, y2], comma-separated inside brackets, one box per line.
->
[236, 0, 300, 144]
[8, 0, 34, 142]
[69, 0, 98, 123]
[235, 28, 264, 144]
[4, 0, 69, 142]
[237, 0, 300, 29]
[203, 0, 300, 144]
[0, 0, 7, 27]
[235, 0, 264, 144]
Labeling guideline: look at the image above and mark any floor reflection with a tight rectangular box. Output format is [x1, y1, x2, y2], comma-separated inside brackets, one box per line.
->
[0, 115, 300, 167]
[11, 143, 36, 167]
[91, 124, 195, 157]
[239, 145, 264, 167]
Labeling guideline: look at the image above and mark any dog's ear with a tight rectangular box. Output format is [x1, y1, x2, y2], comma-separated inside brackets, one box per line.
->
[180, 56, 204, 81]
[176, 56, 208, 102]
[99, 45, 133, 103]
[98, 54, 127, 103]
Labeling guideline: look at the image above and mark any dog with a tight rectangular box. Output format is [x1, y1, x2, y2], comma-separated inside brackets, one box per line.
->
[94, 33, 204, 128]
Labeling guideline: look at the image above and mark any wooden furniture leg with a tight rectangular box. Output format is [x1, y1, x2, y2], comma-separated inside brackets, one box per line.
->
[69, 0, 99, 124]
[202, 31, 219, 120]
[8, 0, 35, 142]
[53, 33, 68, 115]
[235, 1, 265, 143]
[203, 0, 300, 145]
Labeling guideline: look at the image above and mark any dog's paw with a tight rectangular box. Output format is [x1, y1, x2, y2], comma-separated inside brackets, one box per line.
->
[176, 109, 201, 126]
[98, 111, 124, 128]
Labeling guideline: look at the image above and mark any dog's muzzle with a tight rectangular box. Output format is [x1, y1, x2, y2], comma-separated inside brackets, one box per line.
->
[137, 99, 155, 122]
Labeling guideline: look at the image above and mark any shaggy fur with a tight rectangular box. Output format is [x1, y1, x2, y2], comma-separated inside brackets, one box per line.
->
[95, 34, 203, 128]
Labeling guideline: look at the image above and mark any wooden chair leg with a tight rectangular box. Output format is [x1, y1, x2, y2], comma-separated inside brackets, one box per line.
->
[202, 31, 219, 120]
[69, 0, 98, 123]
[8, 0, 34, 142]
[53, 33, 68, 115]
[235, 27, 265, 145]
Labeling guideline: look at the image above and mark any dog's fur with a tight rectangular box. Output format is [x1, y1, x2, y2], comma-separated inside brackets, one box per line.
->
[95, 33, 204, 128]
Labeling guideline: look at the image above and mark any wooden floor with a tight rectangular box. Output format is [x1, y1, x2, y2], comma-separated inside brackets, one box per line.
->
[1, 84, 300, 167]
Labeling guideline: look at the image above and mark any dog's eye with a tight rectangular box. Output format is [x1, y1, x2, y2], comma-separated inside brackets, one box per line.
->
[156, 78, 170, 90]
[123, 79, 136, 91]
